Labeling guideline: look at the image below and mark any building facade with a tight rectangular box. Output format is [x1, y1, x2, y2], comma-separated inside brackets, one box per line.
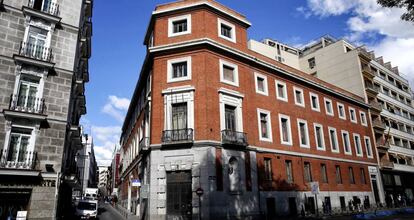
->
[251, 36, 414, 204]
[73, 134, 97, 198]
[0, 0, 92, 219]
[119, 1, 380, 219]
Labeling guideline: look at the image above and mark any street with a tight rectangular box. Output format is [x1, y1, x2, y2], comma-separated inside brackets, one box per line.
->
[97, 203, 125, 220]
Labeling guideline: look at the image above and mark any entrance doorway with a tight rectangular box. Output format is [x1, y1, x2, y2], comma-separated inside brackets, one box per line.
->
[371, 175, 380, 204]
[166, 171, 192, 220]
[266, 197, 276, 219]
[0, 189, 31, 220]
[288, 197, 297, 216]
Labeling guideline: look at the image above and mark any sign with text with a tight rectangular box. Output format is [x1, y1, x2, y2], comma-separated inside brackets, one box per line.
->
[310, 182, 319, 195]
[131, 179, 141, 187]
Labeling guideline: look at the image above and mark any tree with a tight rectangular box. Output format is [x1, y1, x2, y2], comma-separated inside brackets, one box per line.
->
[377, 0, 414, 21]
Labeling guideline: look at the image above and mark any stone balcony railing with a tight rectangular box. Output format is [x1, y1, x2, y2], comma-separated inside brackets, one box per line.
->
[0, 149, 37, 170]
[221, 130, 248, 147]
[18, 41, 53, 62]
[9, 94, 46, 115]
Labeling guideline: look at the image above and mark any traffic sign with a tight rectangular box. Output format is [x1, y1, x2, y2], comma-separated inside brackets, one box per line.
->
[310, 182, 319, 195]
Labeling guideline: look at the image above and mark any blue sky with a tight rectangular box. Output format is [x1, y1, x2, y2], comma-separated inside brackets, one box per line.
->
[85, 0, 414, 166]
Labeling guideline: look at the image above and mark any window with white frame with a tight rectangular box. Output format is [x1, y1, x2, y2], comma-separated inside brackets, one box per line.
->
[314, 123, 325, 150]
[219, 91, 243, 133]
[257, 109, 272, 142]
[342, 130, 352, 155]
[219, 59, 239, 86]
[163, 87, 194, 137]
[294, 87, 305, 107]
[360, 111, 367, 126]
[168, 14, 191, 37]
[218, 18, 236, 43]
[337, 103, 346, 120]
[25, 25, 49, 57]
[328, 127, 339, 153]
[275, 80, 288, 102]
[255, 72, 268, 95]
[310, 92, 320, 112]
[167, 56, 192, 82]
[324, 98, 334, 116]
[297, 119, 310, 148]
[353, 134, 363, 157]
[349, 107, 357, 123]
[364, 136, 373, 158]
[279, 114, 292, 146]
[4, 126, 35, 167]
[15, 75, 41, 111]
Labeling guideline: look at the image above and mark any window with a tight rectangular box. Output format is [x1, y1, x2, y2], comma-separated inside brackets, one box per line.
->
[163, 88, 194, 137]
[360, 111, 367, 126]
[219, 91, 243, 133]
[364, 136, 373, 158]
[255, 72, 268, 95]
[310, 93, 320, 112]
[6, 127, 34, 165]
[394, 175, 402, 186]
[26, 25, 48, 53]
[314, 123, 325, 150]
[308, 57, 316, 69]
[349, 107, 357, 123]
[16, 75, 40, 111]
[321, 164, 328, 183]
[353, 134, 363, 157]
[279, 114, 292, 145]
[342, 131, 352, 155]
[275, 80, 288, 102]
[286, 160, 294, 183]
[304, 162, 312, 183]
[219, 59, 239, 86]
[349, 167, 355, 184]
[167, 57, 192, 82]
[337, 103, 346, 120]
[297, 119, 310, 148]
[293, 87, 305, 107]
[360, 168, 366, 184]
[264, 158, 272, 181]
[218, 18, 236, 43]
[335, 165, 342, 184]
[324, 98, 334, 116]
[328, 127, 339, 153]
[171, 103, 188, 130]
[224, 105, 236, 131]
[168, 14, 191, 37]
[257, 109, 272, 142]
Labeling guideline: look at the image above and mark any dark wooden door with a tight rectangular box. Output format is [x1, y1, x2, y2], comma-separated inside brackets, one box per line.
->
[167, 171, 192, 220]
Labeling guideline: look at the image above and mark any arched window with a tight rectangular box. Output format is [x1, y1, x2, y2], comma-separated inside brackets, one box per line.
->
[229, 157, 240, 192]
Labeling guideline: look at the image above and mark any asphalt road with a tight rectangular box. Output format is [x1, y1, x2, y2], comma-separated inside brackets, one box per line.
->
[97, 203, 125, 220]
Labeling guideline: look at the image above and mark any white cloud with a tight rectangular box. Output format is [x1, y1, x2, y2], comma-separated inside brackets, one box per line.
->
[101, 95, 130, 122]
[299, 0, 414, 86]
[91, 125, 121, 166]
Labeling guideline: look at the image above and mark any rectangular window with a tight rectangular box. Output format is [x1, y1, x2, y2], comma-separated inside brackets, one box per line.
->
[167, 57, 192, 82]
[308, 57, 316, 69]
[337, 103, 346, 120]
[314, 123, 325, 150]
[275, 80, 288, 102]
[324, 98, 334, 116]
[224, 105, 236, 131]
[297, 119, 309, 148]
[310, 93, 320, 112]
[255, 72, 268, 95]
[349, 167, 355, 184]
[353, 134, 363, 157]
[6, 127, 33, 163]
[349, 107, 357, 123]
[335, 165, 342, 184]
[364, 136, 373, 158]
[258, 109, 272, 142]
[342, 131, 352, 155]
[321, 164, 328, 183]
[279, 114, 292, 145]
[173, 19, 187, 33]
[264, 158, 272, 181]
[286, 160, 294, 183]
[26, 26, 48, 58]
[360, 168, 366, 184]
[294, 87, 305, 107]
[220, 60, 239, 86]
[168, 14, 191, 37]
[17, 76, 40, 110]
[171, 103, 187, 130]
[304, 162, 312, 183]
[360, 111, 367, 126]
[218, 18, 236, 43]
[328, 127, 339, 153]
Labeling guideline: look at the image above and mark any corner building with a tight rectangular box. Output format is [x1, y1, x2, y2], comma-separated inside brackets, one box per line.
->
[119, 0, 380, 219]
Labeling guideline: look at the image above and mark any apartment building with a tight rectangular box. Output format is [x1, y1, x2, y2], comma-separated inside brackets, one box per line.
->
[0, 0, 92, 219]
[73, 134, 97, 198]
[251, 36, 414, 203]
[118, 0, 380, 219]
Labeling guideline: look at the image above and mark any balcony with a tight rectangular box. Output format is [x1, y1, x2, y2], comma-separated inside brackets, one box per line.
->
[14, 42, 54, 69]
[139, 137, 150, 153]
[376, 139, 390, 150]
[369, 101, 382, 114]
[0, 149, 38, 171]
[362, 65, 375, 78]
[372, 119, 386, 132]
[365, 83, 379, 97]
[380, 161, 394, 169]
[22, 0, 61, 24]
[162, 128, 193, 145]
[221, 130, 248, 147]
[357, 47, 373, 61]
[3, 94, 47, 121]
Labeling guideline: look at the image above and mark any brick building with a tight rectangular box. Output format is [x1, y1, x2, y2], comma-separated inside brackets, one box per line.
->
[0, 0, 92, 219]
[119, 0, 380, 219]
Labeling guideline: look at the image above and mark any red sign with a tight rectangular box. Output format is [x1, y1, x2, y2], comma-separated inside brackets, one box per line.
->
[196, 187, 204, 196]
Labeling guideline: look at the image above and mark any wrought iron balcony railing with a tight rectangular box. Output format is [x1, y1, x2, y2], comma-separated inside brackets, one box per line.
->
[221, 130, 248, 146]
[18, 41, 53, 62]
[28, 0, 60, 17]
[0, 149, 37, 170]
[139, 137, 150, 152]
[9, 94, 46, 114]
[162, 128, 194, 144]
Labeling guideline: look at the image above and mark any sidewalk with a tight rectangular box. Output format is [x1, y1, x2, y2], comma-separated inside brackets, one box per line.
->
[111, 203, 140, 220]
